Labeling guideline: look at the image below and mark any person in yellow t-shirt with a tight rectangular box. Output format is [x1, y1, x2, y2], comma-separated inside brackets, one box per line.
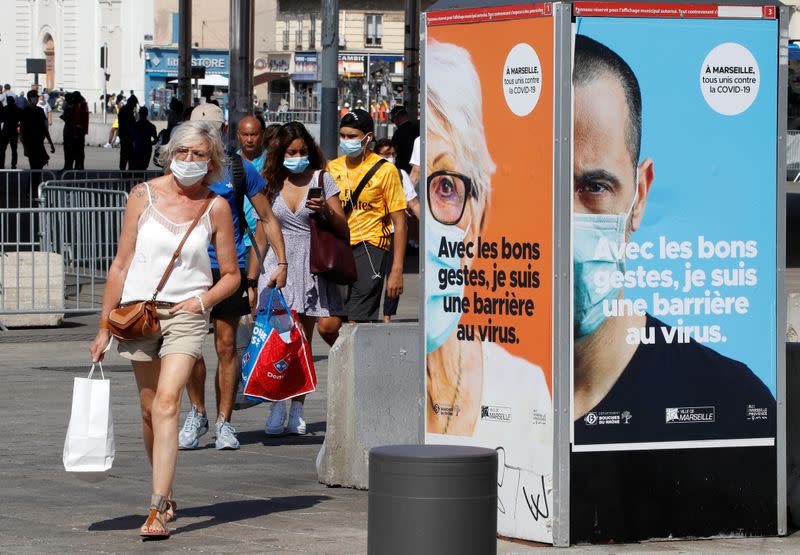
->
[327, 109, 407, 322]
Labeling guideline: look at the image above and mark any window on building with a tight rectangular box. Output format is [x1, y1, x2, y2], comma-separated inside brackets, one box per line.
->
[296, 14, 303, 49]
[171, 12, 180, 44]
[365, 14, 382, 48]
[283, 14, 290, 50]
[309, 15, 316, 50]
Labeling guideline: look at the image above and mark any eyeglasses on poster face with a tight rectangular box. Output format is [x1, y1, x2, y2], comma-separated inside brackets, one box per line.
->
[427, 170, 476, 226]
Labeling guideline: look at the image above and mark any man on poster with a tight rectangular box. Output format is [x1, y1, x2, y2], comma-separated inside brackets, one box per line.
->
[571, 34, 774, 446]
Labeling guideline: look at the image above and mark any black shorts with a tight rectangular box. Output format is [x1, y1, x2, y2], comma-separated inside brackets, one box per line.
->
[344, 242, 388, 322]
[210, 268, 250, 320]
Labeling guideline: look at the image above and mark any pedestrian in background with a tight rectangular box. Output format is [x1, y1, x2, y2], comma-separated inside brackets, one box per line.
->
[89, 120, 240, 539]
[1, 84, 12, 106]
[19, 90, 55, 170]
[327, 109, 408, 323]
[60, 92, 77, 170]
[117, 94, 138, 170]
[0, 96, 19, 169]
[131, 106, 158, 170]
[373, 138, 420, 322]
[408, 136, 421, 186]
[167, 97, 184, 136]
[36, 94, 52, 126]
[236, 115, 267, 257]
[72, 91, 88, 170]
[178, 104, 287, 452]
[254, 121, 348, 435]
[389, 105, 419, 173]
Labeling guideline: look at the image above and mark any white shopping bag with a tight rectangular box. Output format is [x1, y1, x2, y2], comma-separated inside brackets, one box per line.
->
[63, 363, 115, 481]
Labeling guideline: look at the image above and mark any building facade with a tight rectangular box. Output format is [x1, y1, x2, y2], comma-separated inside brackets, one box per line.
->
[1, 0, 154, 112]
[272, 0, 435, 113]
[150, 0, 277, 113]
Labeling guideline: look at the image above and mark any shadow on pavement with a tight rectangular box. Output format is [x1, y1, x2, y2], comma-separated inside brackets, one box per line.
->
[236, 421, 326, 447]
[88, 495, 332, 534]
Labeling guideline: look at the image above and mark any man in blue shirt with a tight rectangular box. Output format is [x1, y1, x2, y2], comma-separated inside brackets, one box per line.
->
[235, 115, 267, 254]
[179, 104, 287, 450]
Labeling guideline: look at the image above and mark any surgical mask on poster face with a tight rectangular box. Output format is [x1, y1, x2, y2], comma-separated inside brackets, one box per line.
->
[573, 186, 637, 338]
[340, 135, 368, 156]
[426, 217, 468, 353]
[283, 155, 310, 174]
[170, 158, 208, 187]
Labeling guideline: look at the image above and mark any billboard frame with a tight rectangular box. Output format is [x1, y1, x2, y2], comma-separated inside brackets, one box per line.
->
[552, 1, 573, 548]
[777, 2, 789, 537]
[570, 0, 787, 538]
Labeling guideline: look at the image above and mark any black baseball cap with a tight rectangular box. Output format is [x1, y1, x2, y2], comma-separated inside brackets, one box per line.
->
[340, 108, 374, 134]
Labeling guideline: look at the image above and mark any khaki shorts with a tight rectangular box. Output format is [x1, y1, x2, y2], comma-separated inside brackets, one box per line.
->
[117, 309, 210, 362]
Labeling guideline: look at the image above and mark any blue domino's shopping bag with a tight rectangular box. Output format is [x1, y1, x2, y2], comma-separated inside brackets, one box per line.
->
[240, 288, 316, 402]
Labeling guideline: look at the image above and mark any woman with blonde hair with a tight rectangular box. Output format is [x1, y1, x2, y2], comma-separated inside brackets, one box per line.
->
[89, 120, 240, 539]
[424, 41, 553, 536]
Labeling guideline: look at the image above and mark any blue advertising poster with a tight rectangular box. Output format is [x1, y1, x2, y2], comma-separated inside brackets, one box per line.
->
[571, 13, 778, 452]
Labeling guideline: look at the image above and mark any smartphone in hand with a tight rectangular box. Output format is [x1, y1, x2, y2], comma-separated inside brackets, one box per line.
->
[307, 187, 323, 200]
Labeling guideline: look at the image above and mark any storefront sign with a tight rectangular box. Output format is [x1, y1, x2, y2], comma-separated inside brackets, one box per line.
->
[293, 52, 318, 79]
[144, 47, 228, 76]
[291, 52, 404, 81]
[339, 53, 367, 77]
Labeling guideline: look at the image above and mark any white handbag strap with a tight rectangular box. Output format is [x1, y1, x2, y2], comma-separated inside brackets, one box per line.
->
[88, 337, 114, 378]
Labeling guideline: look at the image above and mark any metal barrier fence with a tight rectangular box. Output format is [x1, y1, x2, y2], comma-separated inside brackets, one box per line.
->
[60, 169, 162, 182]
[0, 169, 57, 209]
[264, 110, 320, 124]
[39, 184, 128, 210]
[39, 178, 143, 200]
[38, 186, 128, 293]
[0, 206, 124, 318]
[1, 178, 135, 251]
[0, 178, 129, 322]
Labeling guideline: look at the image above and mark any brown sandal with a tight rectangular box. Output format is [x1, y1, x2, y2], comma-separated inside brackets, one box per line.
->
[165, 498, 177, 523]
[140, 494, 170, 540]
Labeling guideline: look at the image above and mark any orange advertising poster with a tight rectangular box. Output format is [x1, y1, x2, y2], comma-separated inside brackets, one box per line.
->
[423, 6, 555, 544]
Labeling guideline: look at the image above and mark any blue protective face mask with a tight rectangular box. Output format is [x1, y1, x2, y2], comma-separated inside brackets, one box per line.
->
[283, 155, 310, 174]
[426, 217, 468, 353]
[573, 187, 637, 338]
[340, 135, 368, 156]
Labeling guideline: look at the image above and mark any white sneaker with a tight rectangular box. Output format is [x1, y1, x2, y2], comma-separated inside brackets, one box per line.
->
[265, 401, 287, 436]
[286, 401, 306, 435]
[103, 142, 112, 149]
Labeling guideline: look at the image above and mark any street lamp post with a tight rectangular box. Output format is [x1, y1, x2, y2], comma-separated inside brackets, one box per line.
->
[320, 0, 340, 160]
[229, 0, 255, 146]
[178, 0, 192, 109]
[403, 0, 420, 121]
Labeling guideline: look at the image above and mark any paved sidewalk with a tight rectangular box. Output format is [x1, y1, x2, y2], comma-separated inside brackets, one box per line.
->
[3, 267, 800, 552]
[1, 332, 367, 554]
[3, 320, 800, 554]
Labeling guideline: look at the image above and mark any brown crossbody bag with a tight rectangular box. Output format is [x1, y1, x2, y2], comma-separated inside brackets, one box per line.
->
[105, 195, 213, 341]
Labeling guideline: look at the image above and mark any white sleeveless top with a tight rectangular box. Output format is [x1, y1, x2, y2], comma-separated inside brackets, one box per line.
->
[120, 183, 218, 304]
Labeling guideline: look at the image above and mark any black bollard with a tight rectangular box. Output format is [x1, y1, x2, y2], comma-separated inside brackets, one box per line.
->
[368, 444, 497, 555]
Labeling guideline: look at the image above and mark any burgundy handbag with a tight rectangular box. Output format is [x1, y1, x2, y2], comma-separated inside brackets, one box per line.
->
[309, 170, 357, 285]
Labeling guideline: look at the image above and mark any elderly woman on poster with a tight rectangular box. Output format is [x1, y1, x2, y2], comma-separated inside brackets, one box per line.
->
[424, 40, 553, 538]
